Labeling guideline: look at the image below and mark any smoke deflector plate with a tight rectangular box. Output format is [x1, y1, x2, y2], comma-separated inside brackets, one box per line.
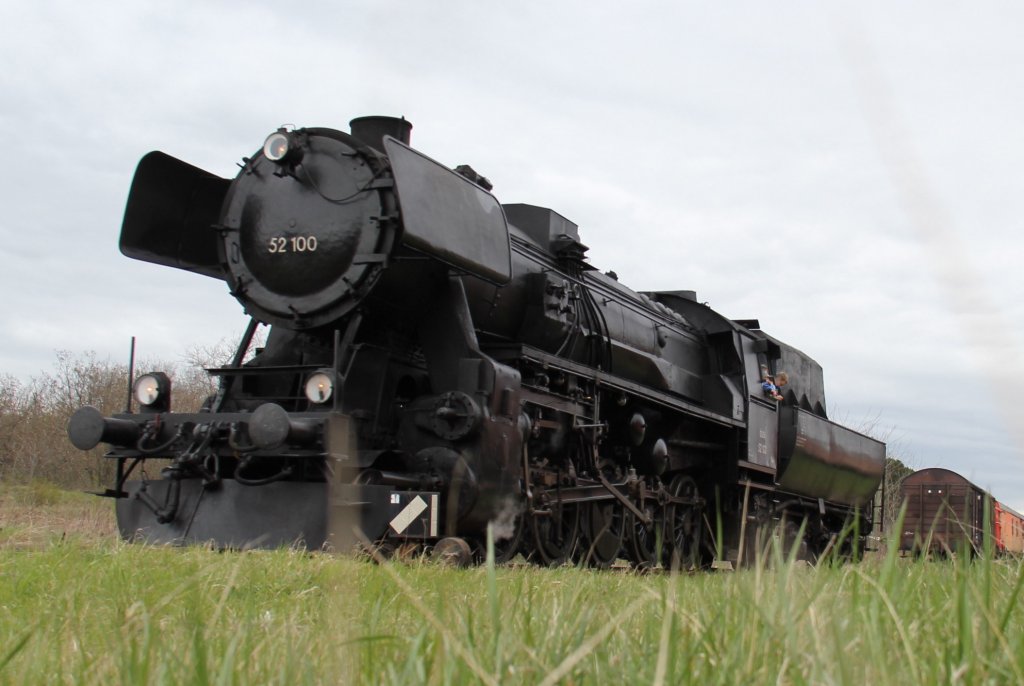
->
[384, 136, 511, 285]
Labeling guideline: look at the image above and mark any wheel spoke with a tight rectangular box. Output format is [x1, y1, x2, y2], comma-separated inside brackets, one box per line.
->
[625, 502, 663, 569]
[665, 474, 703, 570]
[580, 501, 625, 568]
[529, 501, 580, 566]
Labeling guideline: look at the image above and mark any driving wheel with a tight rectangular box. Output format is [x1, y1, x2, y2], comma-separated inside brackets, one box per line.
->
[665, 474, 703, 570]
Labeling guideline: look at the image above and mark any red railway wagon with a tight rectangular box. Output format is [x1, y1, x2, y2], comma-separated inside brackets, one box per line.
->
[995, 501, 1024, 555]
[900, 468, 1024, 556]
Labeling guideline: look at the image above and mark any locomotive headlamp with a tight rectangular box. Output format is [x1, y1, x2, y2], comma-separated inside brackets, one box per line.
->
[263, 130, 303, 165]
[263, 132, 290, 161]
[133, 372, 171, 412]
[304, 371, 334, 404]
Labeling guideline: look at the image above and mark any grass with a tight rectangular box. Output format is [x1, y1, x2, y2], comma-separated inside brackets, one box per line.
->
[2, 488, 1024, 684]
[0, 482, 116, 549]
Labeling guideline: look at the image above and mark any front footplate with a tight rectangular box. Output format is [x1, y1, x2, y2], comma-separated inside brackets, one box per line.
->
[115, 479, 441, 550]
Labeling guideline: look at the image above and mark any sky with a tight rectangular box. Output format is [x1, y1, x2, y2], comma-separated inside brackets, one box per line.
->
[2, 2, 1023, 510]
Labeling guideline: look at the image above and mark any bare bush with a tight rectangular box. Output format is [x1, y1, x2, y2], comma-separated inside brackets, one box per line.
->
[0, 375, 28, 483]
[857, 417, 917, 537]
[0, 350, 224, 489]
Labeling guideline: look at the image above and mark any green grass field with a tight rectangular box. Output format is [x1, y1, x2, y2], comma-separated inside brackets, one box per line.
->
[3, 486, 1024, 684]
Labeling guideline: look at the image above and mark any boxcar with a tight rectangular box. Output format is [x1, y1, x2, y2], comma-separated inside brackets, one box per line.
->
[995, 501, 1024, 555]
[900, 467, 1024, 556]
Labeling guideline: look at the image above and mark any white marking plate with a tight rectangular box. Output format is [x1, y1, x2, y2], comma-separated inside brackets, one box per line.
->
[389, 495, 428, 534]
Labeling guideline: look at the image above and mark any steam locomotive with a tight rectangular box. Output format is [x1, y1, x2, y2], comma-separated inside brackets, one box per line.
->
[68, 116, 885, 567]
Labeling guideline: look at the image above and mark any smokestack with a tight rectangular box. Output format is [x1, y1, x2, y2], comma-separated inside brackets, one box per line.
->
[349, 116, 413, 151]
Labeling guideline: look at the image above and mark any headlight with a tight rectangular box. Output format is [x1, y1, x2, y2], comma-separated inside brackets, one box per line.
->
[263, 129, 303, 165]
[133, 372, 171, 412]
[263, 132, 291, 161]
[304, 371, 334, 404]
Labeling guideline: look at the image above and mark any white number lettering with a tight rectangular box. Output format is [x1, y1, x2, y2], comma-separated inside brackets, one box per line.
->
[267, 235, 318, 254]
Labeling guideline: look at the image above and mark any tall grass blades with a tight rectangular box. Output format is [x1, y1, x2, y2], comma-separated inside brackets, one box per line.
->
[3, 499, 1024, 683]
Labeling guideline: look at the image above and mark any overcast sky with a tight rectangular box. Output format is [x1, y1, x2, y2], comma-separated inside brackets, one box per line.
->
[3, 2, 1023, 510]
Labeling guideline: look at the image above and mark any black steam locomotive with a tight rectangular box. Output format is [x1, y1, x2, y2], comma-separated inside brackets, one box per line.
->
[68, 116, 885, 567]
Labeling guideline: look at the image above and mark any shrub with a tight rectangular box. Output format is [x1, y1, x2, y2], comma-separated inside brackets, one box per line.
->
[0, 348, 227, 489]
